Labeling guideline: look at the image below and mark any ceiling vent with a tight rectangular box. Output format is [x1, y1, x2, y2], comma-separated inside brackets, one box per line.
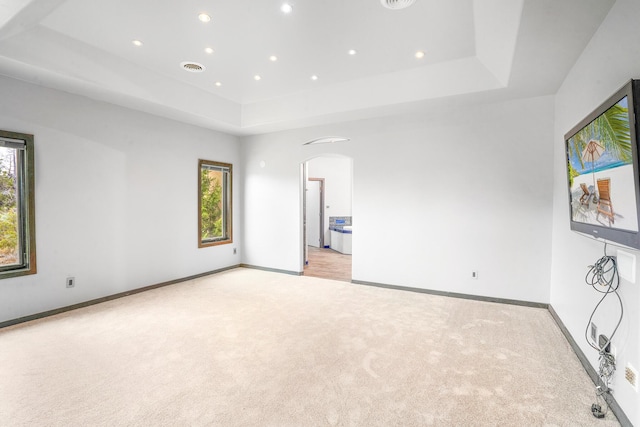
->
[181, 62, 205, 73]
[380, 0, 416, 10]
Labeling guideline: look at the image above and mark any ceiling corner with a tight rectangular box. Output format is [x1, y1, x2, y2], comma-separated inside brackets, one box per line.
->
[473, 0, 524, 86]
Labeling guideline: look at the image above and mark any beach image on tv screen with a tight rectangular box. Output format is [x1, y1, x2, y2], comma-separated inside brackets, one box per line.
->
[566, 96, 638, 232]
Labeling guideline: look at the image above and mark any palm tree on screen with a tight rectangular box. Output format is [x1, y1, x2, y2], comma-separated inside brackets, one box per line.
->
[568, 102, 631, 172]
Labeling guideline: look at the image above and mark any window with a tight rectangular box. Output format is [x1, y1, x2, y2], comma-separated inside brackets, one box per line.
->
[198, 160, 232, 247]
[0, 130, 36, 279]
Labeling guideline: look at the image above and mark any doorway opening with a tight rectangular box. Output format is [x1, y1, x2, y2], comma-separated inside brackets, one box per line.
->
[306, 178, 324, 248]
[301, 155, 353, 282]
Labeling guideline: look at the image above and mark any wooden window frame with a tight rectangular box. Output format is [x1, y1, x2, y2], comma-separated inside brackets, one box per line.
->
[198, 159, 232, 248]
[0, 130, 36, 279]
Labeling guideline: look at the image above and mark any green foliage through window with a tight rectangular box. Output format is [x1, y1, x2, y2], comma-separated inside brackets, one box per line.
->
[0, 130, 36, 279]
[198, 160, 232, 247]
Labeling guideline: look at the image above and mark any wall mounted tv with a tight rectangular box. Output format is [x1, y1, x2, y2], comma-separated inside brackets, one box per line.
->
[565, 79, 640, 249]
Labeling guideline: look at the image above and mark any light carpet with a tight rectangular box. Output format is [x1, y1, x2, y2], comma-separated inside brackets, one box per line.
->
[0, 268, 621, 426]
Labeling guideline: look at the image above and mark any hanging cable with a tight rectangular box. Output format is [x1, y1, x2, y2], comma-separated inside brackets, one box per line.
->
[583, 242, 623, 419]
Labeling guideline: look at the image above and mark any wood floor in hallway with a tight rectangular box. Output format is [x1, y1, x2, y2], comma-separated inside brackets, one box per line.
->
[304, 246, 352, 282]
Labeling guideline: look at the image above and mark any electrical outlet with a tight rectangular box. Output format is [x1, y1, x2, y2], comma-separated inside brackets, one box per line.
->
[609, 344, 617, 359]
[471, 271, 478, 279]
[598, 334, 611, 353]
[590, 322, 598, 342]
[66, 277, 75, 288]
[233, 248, 237, 255]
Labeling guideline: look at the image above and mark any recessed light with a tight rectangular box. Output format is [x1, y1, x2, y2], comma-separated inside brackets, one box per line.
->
[269, 55, 278, 62]
[215, 82, 222, 87]
[415, 50, 425, 59]
[198, 13, 211, 22]
[310, 75, 318, 81]
[132, 40, 143, 47]
[205, 47, 214, 54]
[281, 3, 293, 14]
[254, 75, 262, 81]
[348, 49, 357, 55]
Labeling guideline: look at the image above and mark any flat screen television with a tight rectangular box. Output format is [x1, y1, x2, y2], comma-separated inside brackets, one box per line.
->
[565, 79, 640, 249]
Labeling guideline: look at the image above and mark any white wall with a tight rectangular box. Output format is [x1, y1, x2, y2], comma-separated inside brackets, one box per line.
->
[550, 0, 640, 424]
[0, 76, 241, 324]
[307, 156, 353, 245]
[242, 95, 554, 303]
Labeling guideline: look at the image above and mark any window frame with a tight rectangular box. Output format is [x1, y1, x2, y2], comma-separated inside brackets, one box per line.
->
[198, 159, 232, 248]
[0, 130, 36, 279]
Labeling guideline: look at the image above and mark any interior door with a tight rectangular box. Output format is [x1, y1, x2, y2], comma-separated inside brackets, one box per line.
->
[306, 180, 321, 248]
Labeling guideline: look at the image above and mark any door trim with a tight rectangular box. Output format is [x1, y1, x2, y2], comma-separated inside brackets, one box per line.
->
[308, 178, 325, 248]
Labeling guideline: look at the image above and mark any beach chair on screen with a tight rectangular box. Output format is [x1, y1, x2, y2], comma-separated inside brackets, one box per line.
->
[597, 178, 614, 225]
[579, 183, 591, 205]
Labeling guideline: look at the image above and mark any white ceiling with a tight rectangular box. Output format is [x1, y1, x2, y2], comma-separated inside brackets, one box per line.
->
[0, 0, 616, 135]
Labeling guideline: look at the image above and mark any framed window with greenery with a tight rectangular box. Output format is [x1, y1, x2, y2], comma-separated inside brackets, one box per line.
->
[198, 159, 232, 247]
[0, 130, 36, 279]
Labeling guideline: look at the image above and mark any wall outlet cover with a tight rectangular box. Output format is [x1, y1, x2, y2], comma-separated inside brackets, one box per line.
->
[616, 249, 636, 283]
